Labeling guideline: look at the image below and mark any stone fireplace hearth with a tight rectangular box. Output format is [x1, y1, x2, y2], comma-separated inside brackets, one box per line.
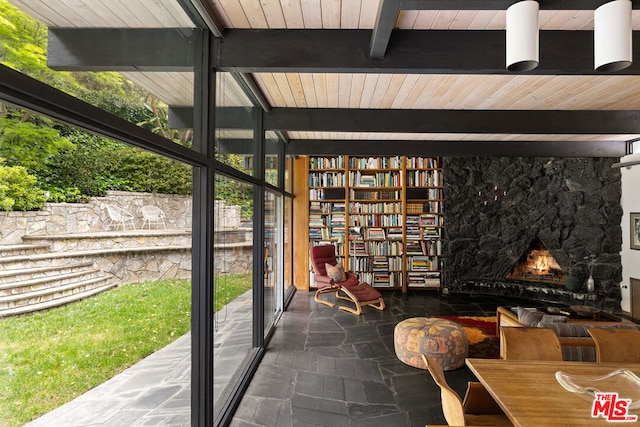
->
[505, 237, 566, 285]
[443, 157, 623, 313]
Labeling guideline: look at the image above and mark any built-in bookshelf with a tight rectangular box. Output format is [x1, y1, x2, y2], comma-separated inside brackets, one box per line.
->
[405, 156, 443, 289]
[305, 155, 443, 292]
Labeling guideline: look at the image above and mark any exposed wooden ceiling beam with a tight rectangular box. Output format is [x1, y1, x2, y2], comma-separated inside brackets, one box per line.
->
[213, 138, 626, 157]
[370, 0, 402, 59]
[169, 106, 640, 135]
[47, 27, 640, 76]
[218, 29, 640, 75]
[285, 139, 627, 157]
[264, 108, 640, 134]
[47, 28, 196, 72]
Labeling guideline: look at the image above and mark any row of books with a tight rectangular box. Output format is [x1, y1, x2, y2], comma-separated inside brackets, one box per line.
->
[407, 256, 440, 271]
[349, 171, 401, 187]
[309, 156, 345, 170]
[406, 157, 440, 169]
[348, 156, 403, 169]
[309, 172, 345, 187]
[350, 214, 403, 227]
[349, 271, 401, 287]
[406, 202, 441, 214]
[309, 188, 346, 200]
[309, 227, 345, 240]
[350, 190, 401, 200]
[371, 255, 403, 271]
[405, 240, 443, 255]
[351, 240, 404, 256]
[309, 202, 345, 214]
[406, 170, 442, 187]
[406, 227, 441, 241]
[407, 271, 441, 288]
[349, 202, 401, 213]
[311, 156, 439, 171]
[372, 272, 401, 287]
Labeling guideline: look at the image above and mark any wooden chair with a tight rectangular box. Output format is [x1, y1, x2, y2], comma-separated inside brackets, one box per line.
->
[499, 326, 563, 361]
[587, 328, 640, 363]
[309, 243, 385, 315]
[422, 354, 512, 426]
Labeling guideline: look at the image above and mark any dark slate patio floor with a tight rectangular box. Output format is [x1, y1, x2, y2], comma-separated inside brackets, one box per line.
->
[23, 290, 530, 426]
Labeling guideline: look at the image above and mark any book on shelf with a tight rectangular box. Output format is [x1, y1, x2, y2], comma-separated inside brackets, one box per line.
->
[419, 214, 438, 226]
[407, 271, 440, 287]
[372, 256, 389, 271]
[406, 157, 439, 169]
[350, 202, 401, 214]
[422, 227, 440, 237]
[306, 155, 444, 291]
[405, 241, 424, 255]
[329, 213, 345, 227]
[367, 240, 403, 256]
[422, 239, 442, 256]
[309, 156, 344, 170]
[350, 156, 402, 169]
[406, 227, 421, 240]
[388, 227, 403, 240]
[367, 227, 386, 240]
[349, 240, 368, 256]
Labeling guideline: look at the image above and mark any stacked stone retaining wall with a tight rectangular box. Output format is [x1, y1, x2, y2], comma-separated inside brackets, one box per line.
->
[0, 191, 192, 244]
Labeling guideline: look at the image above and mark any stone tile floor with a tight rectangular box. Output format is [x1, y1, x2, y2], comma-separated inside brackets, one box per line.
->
[23, 290, 531, 427]
[230, 290, 528, 427]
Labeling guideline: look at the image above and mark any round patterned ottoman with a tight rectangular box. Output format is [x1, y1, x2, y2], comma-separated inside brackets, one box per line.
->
[394, 317, 469, 371]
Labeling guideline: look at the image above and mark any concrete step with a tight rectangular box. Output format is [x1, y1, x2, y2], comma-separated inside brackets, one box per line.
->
[21, 229, 191, 252]
[0, 261, 95, 285]
[0, 268, 103, 297]
[0, 243, 50, 257]
[0, 245, 190, 270]
[0, 280, 118, 317]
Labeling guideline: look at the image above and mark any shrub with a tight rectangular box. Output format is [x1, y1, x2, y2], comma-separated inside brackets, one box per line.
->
[0, 159, 46, 211]
[45, 187, 89, 203]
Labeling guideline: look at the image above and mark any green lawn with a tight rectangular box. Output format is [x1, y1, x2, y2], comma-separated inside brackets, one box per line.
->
[0, 274, 252, 427]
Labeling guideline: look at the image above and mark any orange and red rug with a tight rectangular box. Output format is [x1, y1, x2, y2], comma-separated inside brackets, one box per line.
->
[435, 315, 500, 359]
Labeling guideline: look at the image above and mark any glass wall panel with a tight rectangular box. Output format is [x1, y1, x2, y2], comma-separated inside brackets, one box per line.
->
[213, 174, 255, 414]
[263, 190, 281, 332]
[284, 196, 293, 295]
[0, 97, 195, 425]
[265, 131, 280, 187]
[215, 73, 256, 177]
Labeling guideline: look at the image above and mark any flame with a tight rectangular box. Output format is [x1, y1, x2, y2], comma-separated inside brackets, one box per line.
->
[533, 256, 549, 274]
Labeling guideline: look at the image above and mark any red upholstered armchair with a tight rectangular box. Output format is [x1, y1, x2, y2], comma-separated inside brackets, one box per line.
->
[309, 243, 385, 315]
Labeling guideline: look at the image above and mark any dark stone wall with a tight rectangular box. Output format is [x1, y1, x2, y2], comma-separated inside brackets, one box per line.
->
[443, 157, 623, 309]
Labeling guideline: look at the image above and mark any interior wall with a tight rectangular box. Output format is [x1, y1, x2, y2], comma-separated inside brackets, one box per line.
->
[620, 152, 640, 314]
[444, 157, 623, 309]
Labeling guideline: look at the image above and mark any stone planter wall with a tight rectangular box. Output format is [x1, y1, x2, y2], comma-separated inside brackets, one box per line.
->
[0, 191, 192, 244]
[444, 157, 623, 311]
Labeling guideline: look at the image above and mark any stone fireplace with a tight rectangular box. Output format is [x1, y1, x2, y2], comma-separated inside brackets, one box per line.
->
[505, 237, 566, 285]
[443, 157, 623, 312]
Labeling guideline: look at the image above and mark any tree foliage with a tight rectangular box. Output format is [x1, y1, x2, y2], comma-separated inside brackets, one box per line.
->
[0, 114, 74, 173]
[0, 158, 46, 211]
[0, 0, 194, 209]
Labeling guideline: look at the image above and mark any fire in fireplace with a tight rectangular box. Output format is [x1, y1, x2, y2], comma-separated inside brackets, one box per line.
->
[505, 237, 566, 284]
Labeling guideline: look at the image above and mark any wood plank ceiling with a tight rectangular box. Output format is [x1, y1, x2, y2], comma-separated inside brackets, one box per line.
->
[6, 0, 640, 154]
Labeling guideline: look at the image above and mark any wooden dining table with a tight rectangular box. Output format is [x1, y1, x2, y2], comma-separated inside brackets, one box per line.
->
[465, 358, 640, 427]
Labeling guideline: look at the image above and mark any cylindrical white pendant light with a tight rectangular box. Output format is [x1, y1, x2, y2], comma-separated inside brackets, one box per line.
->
[506, 0, 539, 72]
[594, 0, 632, 72]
